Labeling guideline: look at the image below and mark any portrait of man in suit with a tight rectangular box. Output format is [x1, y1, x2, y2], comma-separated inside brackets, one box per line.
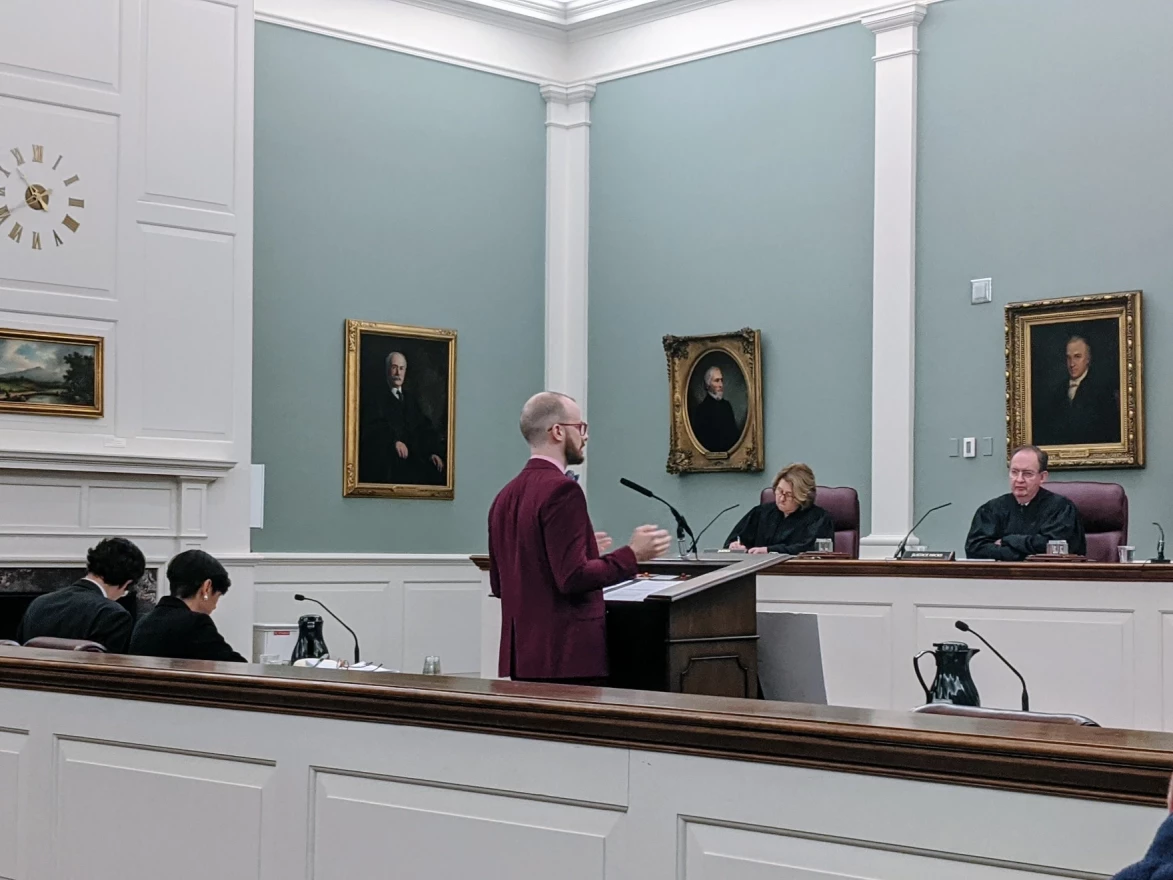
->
[1030, 322, 1121, 447]
[687, 353, 747, 454]
[346, 321, 455, 498]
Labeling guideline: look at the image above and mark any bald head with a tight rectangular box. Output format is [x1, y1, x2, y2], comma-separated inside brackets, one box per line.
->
[520, 392, 574, 446]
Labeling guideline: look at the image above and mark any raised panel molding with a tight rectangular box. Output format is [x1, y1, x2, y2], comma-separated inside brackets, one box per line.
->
[143, 0, 239, 208]
[0, 729, 28, 880]
[311, 770, 622, 880]
[55, 738, 273, 880]
[0, 0, 121, 88]
[404, 581, 484, 675]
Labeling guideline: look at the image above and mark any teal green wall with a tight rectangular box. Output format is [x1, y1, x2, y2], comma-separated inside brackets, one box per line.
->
[915, 0, 1173, 550]
[586, 25, 876, 546]
[252, 24, 545, 552]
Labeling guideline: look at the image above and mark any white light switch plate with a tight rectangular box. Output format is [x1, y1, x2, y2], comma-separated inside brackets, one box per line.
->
[962, 437, 977, 458]
[971, 278, 992, 304]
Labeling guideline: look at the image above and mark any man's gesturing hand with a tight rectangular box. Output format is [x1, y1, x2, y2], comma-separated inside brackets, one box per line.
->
[629, 525, 671, 562]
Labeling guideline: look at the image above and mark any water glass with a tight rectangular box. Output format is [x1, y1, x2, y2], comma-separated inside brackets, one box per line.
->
[1046, 540, 1069, 556]
[259, 653, 282, 665]
[422, 655, 442, 675]
[815, 538, 835, 554]
[1118, 545, 1135, 563]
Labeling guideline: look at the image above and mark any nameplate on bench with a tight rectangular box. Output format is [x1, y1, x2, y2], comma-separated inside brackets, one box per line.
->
[900, 550, 956, 561]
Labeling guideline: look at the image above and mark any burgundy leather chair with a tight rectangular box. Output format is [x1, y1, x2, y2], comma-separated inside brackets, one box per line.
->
[1046, 481, 1128, 563]
[759, 485, 861, 558]
[912, 703, 1099, 726]
[23, 636, 107, 653]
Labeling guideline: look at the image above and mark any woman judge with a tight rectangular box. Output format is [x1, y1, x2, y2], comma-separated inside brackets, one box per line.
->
[724, 463, 834, 555]
[129, 549, 247, 662]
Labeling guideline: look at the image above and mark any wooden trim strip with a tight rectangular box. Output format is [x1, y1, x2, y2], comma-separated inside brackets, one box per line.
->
[469, 554, 1173, 582]
[1, 649, 1171, 806]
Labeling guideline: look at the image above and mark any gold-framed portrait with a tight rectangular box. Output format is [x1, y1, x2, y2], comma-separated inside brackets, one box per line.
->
[0, 327, 103, 418]
[1005, 291, 1143, 470]
[664, 328, 764, 474]
[344, 320, 456, 499]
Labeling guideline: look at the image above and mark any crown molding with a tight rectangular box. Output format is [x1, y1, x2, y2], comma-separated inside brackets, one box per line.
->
[861, 3, 927, 33]
[540, 82, 597, 103]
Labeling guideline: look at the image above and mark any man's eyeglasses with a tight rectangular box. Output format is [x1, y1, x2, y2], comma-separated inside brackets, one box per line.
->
[549, 422, 588, 438]
[1009, 469, 1039, 479]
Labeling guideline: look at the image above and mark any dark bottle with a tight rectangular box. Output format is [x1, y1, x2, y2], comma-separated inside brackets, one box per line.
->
[290, 614, 329, 663]
[913, 641, 981, 706]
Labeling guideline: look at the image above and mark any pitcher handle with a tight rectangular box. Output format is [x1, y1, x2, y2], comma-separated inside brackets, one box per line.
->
[913, 650, 935, 703]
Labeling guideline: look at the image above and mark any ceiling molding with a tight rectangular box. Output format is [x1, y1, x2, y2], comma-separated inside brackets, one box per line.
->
[256, 0, 945, 86]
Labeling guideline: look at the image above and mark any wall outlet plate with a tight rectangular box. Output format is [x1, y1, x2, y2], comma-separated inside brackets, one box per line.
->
[948, 437, 959, 458]
[971, 278, 992, 304]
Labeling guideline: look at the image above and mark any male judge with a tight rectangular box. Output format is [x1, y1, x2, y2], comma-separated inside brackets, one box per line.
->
[488, 392, 671, 684]
[965, 445, 1085, 561]
[16, 537, 145, 652]
[1034, 335, 1120, 446]
[358, 351, 445, 484]
[689, 366, 740, 452]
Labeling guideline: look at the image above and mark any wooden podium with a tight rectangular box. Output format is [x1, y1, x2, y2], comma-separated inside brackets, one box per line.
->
[604, 553, 781, 699]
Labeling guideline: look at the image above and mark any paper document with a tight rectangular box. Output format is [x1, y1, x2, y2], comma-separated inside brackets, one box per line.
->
[604, 577, 685, 602]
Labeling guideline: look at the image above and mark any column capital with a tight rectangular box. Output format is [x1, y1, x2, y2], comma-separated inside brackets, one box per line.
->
[861, 4, 926, 34]
[540, 82, 597, 105]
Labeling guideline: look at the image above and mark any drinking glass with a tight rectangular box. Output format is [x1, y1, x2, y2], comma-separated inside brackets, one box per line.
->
[1117, 545, 1135, 563]
[1046, 540, 1069, 556]
[815, 538, 835, 554]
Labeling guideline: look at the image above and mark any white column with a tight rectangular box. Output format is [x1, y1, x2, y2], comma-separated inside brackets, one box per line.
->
[541, 82, 595, 484]
[859, 5, 926, 558]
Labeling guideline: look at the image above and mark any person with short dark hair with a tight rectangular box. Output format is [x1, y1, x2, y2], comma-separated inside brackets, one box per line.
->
[16, 537, 145, 652]
[129, 549, 246, 662]
[965, 445, 1085, 560]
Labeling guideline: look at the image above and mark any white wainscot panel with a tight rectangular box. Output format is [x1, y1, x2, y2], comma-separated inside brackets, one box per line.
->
[682, 821, 1061, 880]
[140, 225, 234, 438]
[0, 97, 117, 294]
[0, 481, 81, 529]
[1160, 612, 1173, 732]
[143, 0, 237, 208]
[404, 580, 484, 675]
[0, 0, 119, 87]
[758, 603, 892, 710]
[0, 729, 27, 880]
[312, 771, 622, 880]
[56, 739, 273, 880]
[918, 607, 1134, 728]
[88, 485, 174, 531]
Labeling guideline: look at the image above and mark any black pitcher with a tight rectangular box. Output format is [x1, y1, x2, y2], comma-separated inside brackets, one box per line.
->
[291, 614, 329, 663]
[913, 641, 980, 706]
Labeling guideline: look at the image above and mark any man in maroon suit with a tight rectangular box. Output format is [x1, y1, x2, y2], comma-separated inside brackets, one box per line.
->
[488, 392, 671, 684]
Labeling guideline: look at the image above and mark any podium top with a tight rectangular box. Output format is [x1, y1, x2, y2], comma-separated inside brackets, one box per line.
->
[635, 553, 784, 601]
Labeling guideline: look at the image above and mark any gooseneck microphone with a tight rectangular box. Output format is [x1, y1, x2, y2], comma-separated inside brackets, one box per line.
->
[294, 593, 360, 664]
[620, 478, 697, 553]
[956, 620, 1029, 711]
[689, 504, 740, 555]
[894, 502, 953, 559]
[1153, 522, 1169, 564]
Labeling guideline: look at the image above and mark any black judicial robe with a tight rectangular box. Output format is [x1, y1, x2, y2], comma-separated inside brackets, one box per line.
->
[690, 394, 741, 453]
[964, 488, 1085, 561]
[129, 596, 246, 662]
[724, 501, 834, 555]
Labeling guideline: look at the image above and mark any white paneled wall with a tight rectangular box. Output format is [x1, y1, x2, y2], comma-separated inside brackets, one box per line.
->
[0, 0, 254, 641]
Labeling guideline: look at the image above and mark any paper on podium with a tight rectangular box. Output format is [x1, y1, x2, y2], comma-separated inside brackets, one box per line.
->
[604, 575, 685, 602]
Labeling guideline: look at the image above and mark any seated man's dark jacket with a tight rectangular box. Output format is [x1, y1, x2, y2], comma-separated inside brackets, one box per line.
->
[1113, 814, 1173, 880]
[129, 596, 246, 662]
[15, 579, 132, 652]
[965, 487, 1086, 561]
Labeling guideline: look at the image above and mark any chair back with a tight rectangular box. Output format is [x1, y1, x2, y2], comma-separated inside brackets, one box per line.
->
[1045, 481, 1128, 563]
[760, 485, 861, 558]
[911, 703, 1099, 726]
[23, 636, 107, 653]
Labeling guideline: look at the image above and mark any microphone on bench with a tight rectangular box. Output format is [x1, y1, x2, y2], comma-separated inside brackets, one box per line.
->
[955, 620, 1029, 711]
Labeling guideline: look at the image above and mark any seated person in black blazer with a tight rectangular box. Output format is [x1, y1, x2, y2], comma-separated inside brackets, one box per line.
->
[130, 549, 246, 662]
[725, 462, 835, 555]
[16, 537, 145, 652]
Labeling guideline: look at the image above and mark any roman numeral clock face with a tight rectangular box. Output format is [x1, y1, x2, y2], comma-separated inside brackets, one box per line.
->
[0, 145, 84, 250]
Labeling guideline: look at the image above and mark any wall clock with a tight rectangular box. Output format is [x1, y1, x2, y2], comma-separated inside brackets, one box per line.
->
[0, 144, 84, 250]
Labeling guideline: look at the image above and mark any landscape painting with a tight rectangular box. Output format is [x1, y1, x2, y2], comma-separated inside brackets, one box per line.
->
[0, 328, 103, 418]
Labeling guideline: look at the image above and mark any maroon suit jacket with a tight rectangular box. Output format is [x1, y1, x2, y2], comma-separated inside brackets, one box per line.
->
[488, 458, 638, 679]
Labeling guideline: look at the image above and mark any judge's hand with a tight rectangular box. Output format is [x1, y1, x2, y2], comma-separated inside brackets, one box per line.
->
[594, 531, 613, 553]
[430, 455, 444, 471]
[748, 546, 769, 555]
[395, 441, 409, 459]
[629, 525, 672, 562]
[994, 539, 1002, 546]
[728, 540, 746, 551]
